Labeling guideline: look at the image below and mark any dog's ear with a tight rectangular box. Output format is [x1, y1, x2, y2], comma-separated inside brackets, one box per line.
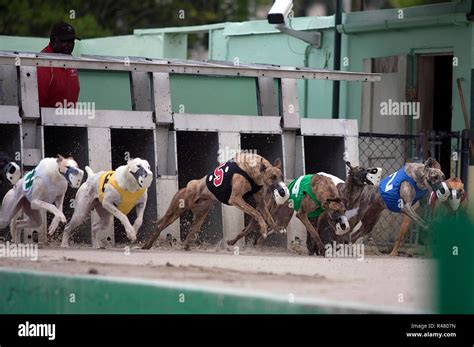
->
[273, 158, 282, 169]
[56, 154, 64, 163]
[260, 159, 267, 173]
[424, 157, 441, 169]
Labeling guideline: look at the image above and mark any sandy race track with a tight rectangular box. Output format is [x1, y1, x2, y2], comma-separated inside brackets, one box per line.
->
[0, 243, 436, 313]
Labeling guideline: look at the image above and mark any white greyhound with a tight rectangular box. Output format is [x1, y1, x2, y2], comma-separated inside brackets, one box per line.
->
[0, 152, 21, 186]
[0, 155, 84, 243]
[60, 158, 153, 248]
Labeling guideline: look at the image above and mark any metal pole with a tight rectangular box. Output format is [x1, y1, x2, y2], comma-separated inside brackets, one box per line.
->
[332, 0, 342, 119]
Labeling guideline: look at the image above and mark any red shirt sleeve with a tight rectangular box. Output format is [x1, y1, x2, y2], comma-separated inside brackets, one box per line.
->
[37, 66, 52, 108]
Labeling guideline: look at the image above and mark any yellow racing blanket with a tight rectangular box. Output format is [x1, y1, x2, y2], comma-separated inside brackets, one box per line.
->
[98, 170, 146, 215]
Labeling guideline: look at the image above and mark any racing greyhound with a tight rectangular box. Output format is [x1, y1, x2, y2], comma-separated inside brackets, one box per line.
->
[60, 158, 153, 247]
[349, 158, 448, 242]
[315, 161, 383, 248]
[227, 173, 349, 256]
[0, 152, 21, 186]
[142, 153, 289, 251]
[390, 176, 467, 256]
[232, 162, 382, 250]
[0, 155, 84, 243]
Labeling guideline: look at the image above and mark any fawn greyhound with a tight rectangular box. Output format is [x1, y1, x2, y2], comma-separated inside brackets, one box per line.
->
[142, 153, 289, 251]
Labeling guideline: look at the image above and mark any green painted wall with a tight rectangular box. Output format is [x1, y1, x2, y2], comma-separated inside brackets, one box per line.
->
[209, 22, 336, 118]
[0, 268, 384, 314]
[0, 35, 48, 52]
[170, 75, 258, 115]
[339, 7, 472, 132]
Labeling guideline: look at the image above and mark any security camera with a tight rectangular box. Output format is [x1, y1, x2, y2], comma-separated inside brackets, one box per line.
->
[267, 0, 293, 24]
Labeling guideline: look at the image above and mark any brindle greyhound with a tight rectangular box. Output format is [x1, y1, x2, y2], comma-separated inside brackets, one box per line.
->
[349, 158, 446, 243]
[142, 153, 288, 251]
[390, 176, 467, 256]
[314, 162, 383, 249]
[239, 162, 381, 249]
[227, 173, 348, 256]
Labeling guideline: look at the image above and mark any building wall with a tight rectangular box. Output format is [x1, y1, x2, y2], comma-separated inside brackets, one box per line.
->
[339, 5, 472, 133]
[0, 1, 473, 132]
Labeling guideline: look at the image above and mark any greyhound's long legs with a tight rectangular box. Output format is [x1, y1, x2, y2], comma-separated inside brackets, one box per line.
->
[142, 188, 189, 249]
[12, 201, 42, 244]
[61, 201, 94, 248]
[253, 192, 275, 230]
[401, 204, 428, 230]
[0, 189, 22, 230]
[183, 200, 213, 251]
[228, 195, 268, 238]
[390, 215, 411, 256]
[91, 203, 113, 249]
[296, 211, 324, 255]
[226, 222, 253, 246]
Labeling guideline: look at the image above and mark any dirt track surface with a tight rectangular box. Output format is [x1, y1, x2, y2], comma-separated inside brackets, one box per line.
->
[0, 245, 435, 312]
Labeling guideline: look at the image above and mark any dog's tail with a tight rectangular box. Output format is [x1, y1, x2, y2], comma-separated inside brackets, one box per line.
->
[85, 166, 94, 180]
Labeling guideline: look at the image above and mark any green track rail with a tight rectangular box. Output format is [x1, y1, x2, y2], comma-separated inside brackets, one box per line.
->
[0, 268, 412, 314]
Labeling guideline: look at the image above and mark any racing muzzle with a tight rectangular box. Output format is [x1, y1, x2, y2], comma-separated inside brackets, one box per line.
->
[64, 166, 84, 188]
[272, 182, 289, 205]
[432, 181, 450, 202]
[334, 215, 350, 236]
[4, 162, 21, 185]
[132, 165, 153, 188]
[448, 189, 462, 211]
[365, 167, 383, 186]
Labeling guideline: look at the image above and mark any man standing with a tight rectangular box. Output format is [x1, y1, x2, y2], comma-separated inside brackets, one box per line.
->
[37, 22, 81, 108]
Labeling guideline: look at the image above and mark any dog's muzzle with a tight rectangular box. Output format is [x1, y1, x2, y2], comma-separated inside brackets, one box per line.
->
[272, 182, 289, 205]
[433, 181, 450, 202]
[334, 215, 350, 236]
[132, 166, 153, 188]
[4, 162, 21, 185]
[366, 167, 383, 186]
[63, 166, 84, 188]
[448, 189, 462, 211]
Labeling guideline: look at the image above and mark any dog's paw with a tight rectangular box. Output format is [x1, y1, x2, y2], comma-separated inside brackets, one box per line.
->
[126, 232, 137, 243]
[48, 226, 57, 235]
[59, 214, 67, 224]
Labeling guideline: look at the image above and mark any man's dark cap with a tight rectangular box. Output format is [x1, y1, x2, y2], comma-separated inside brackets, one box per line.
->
[50, 22, 81, 41]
